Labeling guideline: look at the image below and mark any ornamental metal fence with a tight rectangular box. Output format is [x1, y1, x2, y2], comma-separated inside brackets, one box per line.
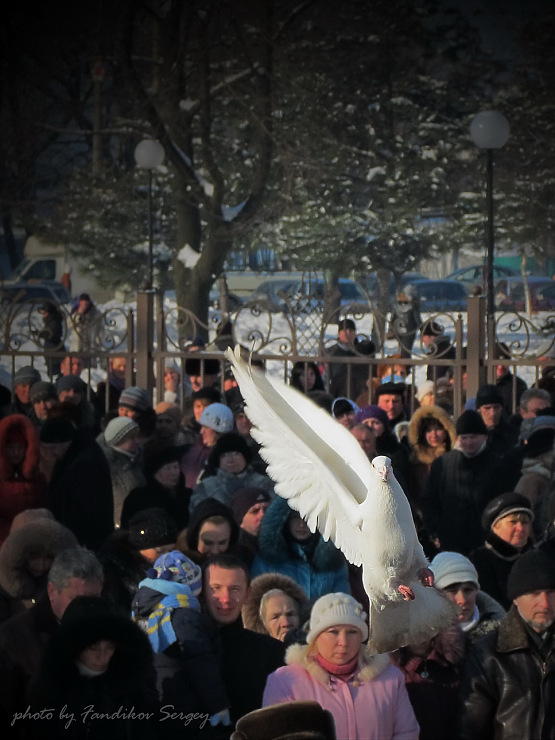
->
[1, 287, 554, 417]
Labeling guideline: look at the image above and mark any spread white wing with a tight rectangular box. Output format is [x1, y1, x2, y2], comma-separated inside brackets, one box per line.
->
[225, 346, 371, 566]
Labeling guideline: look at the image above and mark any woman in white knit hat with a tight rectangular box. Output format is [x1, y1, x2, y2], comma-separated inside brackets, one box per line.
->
[430, 551, 505, 644]
[263, 592, 419, 740]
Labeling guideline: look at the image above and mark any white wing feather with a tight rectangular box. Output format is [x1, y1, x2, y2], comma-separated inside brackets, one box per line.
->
[225, 346, 372, 566]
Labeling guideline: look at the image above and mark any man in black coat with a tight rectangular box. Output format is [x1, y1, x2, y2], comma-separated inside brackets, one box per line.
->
[40, 417, 113, 550]
[421, 320, 456, 381]
[327, 318, 376, 400]
[202, 554, 285, 734]
[421, 410, 499, 555]
[460, 549, 555, 740]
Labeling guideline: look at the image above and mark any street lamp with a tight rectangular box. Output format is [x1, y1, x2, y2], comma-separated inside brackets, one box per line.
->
[469, 111, 510, 317]
[134, 138, 165, 289]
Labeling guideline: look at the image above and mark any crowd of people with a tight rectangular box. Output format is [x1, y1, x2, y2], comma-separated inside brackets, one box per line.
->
[1, 312, 555, 740]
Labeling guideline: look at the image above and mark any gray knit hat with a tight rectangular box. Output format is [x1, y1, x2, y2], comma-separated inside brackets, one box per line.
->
[104, 417, 139, 447]
[30, 381, 57, 404]
[55, 374, 85, 394]
[430, 551, 480, 590]
[118, 386, 151, 412]
[306, 592, 368, 644]
[14, 366, 41, 387]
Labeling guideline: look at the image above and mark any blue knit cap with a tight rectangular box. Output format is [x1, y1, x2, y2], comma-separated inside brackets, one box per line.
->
[152, 550, 202, 596]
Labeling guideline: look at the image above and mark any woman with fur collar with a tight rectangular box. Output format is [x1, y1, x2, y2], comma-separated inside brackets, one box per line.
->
[26, 595, 157, 740]
[407, 405, 456, 506]
[251, 497, 350, 601]
[0, 414, 47, 546]
[263, 592, 419, 739]
[0, 515, 77, 623]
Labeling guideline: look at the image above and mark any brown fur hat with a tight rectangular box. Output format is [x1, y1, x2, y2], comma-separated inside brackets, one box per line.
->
[231, 701, 337, 740]
[242, 573, 308, 635]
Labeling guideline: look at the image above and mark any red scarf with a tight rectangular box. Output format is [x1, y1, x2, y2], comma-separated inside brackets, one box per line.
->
[316, 653, 359, 679]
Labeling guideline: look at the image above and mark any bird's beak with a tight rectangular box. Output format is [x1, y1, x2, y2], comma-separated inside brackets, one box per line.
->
[374, 462, 388, 481]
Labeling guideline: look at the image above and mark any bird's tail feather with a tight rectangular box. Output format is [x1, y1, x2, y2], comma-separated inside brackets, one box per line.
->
[367, 585, 457, 654]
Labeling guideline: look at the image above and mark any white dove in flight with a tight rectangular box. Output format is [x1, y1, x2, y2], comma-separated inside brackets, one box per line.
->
[225, 346, 456, 653]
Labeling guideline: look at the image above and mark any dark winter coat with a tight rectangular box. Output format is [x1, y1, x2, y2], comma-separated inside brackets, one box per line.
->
[375, 430, 411, 495]
[26, 597, 157, 740]
[0, 414, 47, 545]
[251, 497, 350, 600]
[421, 446, 500, 555]
[216, 617, 285, 725]
[39, 305, 65, 376]
[98, 530, 151, 614]
[425, 336, 456, 381]
[465, 590, 506, 647]
[391, 623, 465, 740]
[486, 417, 521, 458]
[120, 474, 191, 532]
[0, 593, 59, 732]
[459, 605, 555, 740]
[132, 580, 229, 718]
[327, 339, 376, 400]
[470, 530, 533, 611]
[48, 428, 114, 551]
[69, 302, 100, 356]
[496, 371, 528, 415]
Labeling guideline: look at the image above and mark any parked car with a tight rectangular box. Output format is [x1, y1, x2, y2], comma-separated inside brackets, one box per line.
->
[445, 263, 519, 293]
[251, 277, 370, 313]
[495, 276, 555, 312]
[365, 271, 426, 298]
[0, 280, 72, 306]
[407, 278, 470, 312]
[163, 288, 244, 311]
[250, 279, 298, 309]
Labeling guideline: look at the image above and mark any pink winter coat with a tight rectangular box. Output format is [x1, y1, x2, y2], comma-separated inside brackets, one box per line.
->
[263, 644, 419, 740]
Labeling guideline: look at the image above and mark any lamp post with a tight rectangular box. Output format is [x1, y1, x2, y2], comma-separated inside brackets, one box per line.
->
[134, 138, 165, 289]
[469, 111, 510, 318]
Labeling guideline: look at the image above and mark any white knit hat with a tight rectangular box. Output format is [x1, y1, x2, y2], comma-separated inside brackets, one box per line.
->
[306, 593, 368, 644]
[200, 402, 233, 433]
[104, 417, 139, 447]
[430, 551, 480, 591]
[416, 380, 435, 403]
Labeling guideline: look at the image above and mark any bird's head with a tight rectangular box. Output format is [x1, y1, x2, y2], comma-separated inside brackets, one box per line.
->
[372, 455, 392, 481]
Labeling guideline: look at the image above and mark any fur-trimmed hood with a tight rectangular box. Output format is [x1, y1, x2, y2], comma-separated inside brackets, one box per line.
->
[408, 405, 456, 465]
[33, 595, 153, 692]
[0, 414, 41, 481]
[242, 572, 309, 635]
[0, 519, 78, 599]
[257, 496, 346, 572]
[285, 642, 391, 686]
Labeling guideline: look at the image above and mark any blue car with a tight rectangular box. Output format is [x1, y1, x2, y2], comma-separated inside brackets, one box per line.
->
[408, 279, 470, 312]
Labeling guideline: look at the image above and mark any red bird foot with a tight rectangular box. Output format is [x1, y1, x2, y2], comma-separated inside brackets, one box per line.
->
[398, 584, 415, 601]
[418, 568, 434, 587]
